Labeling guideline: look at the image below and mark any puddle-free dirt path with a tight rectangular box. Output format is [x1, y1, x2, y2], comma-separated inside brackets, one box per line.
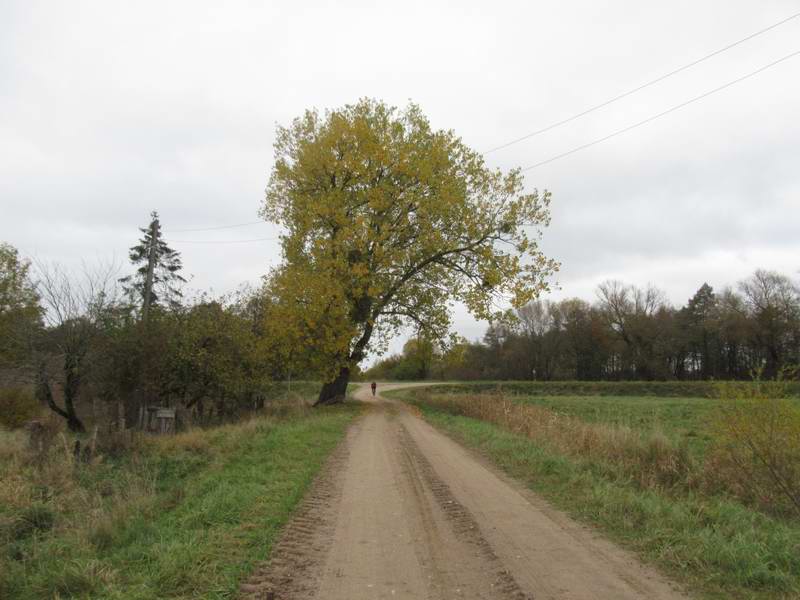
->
[240, 384, 689, 599]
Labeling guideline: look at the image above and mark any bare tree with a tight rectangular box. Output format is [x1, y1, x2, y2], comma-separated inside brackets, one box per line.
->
[739, 270, 800, 376]
[31, 261, 123, 432]
[597, 281, 671, 379]
[517, 299, 552, 338]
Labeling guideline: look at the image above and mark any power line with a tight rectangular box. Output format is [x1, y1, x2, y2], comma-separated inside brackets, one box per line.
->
[484, 10, 800, 155]
[166, 220, 265, 233]
[520, 48, 800, 172]
[170, 236, 279, 244]
[161, 13, 800, 232]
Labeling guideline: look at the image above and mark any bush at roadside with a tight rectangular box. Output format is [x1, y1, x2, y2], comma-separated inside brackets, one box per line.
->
[708, 375, 800, 517]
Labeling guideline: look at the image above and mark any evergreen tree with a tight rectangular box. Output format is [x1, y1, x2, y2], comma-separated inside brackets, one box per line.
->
[120, 212, 186, 312]
[681, 283, 719, 378]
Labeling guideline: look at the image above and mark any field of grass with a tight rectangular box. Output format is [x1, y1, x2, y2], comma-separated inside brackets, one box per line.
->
[513, 394, 718, 457]
[390, 385, 800, 600]
[421, 379, 800, 398]
[0, 399, 361, 599]
[411, 381, 798, 458]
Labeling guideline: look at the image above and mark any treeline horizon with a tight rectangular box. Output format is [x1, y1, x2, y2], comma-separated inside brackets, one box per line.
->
[364, 268, 800, 382]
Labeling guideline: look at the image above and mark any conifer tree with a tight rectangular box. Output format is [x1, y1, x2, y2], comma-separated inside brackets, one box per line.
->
[120, 211, 186, 312]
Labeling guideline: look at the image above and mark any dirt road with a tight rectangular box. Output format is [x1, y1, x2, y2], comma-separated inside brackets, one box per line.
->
[240, 384, 689, 599]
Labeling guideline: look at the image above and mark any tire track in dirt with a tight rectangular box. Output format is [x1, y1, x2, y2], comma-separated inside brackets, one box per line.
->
[239, 384, 691, 599]
[394, 386, 691, 600]
[396, 423, 528, 599]
[239, 400, 528, 599]
[313, 403, 526, 599]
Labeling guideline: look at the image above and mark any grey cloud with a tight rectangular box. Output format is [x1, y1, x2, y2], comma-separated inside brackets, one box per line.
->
[1, 0, 798, 361]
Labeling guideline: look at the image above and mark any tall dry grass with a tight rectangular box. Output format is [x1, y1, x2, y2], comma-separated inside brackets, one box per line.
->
[2, 397, 359, 599]
[0, 420, 155, 580]
[421, 388, 800, 518]
[421, 392, 695, 490]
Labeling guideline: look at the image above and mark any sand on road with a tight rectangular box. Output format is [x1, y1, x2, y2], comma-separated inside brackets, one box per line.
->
[240, 383, 689, 600]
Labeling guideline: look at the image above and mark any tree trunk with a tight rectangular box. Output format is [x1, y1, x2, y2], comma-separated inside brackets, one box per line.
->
[63, 364, 86, 433]
[65, 411, 85, 434]
[315, 316, 373, 407]
[36, 361, 86, 433]
[315, 366, 350, 406]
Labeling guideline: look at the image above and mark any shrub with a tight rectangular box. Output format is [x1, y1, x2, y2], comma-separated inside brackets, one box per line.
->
[709, 376, 800, 516]
[0, 387, 42, 429]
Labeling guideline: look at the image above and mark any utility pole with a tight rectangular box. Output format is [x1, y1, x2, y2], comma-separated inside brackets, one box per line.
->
[142, 213, 159, 324]
[138, 213, 159, 429]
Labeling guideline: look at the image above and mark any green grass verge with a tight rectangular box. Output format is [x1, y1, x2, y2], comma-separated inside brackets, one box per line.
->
[411, 401, 800, 600]
[1, 403, 360, 599]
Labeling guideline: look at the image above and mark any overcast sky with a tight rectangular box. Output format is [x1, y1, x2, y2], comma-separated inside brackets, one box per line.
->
[2, 0, 799, 358]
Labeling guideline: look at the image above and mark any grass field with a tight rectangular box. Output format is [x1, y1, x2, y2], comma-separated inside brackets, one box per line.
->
[421, 380, 800, 398]
[0, 399, 361, 599]
[512, 394, 718, 457]
[389, 385, 800, 600]
[409, 380, 798, 458]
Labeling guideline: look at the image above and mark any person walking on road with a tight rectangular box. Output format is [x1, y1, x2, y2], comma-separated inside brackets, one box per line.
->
[371, 381, 377, 396]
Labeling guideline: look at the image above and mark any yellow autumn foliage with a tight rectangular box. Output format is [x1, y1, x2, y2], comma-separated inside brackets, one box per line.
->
[260, 99, 558, 401]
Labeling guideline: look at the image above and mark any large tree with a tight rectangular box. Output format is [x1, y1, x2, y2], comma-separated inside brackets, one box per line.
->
[261, 99, 557, 404]
[739, 270, 800, 377]
[680, 283, 720, 378]
[597, 280, 672, 380]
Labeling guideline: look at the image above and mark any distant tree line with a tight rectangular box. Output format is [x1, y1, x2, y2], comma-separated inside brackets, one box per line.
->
[364, 270, 800, 382]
